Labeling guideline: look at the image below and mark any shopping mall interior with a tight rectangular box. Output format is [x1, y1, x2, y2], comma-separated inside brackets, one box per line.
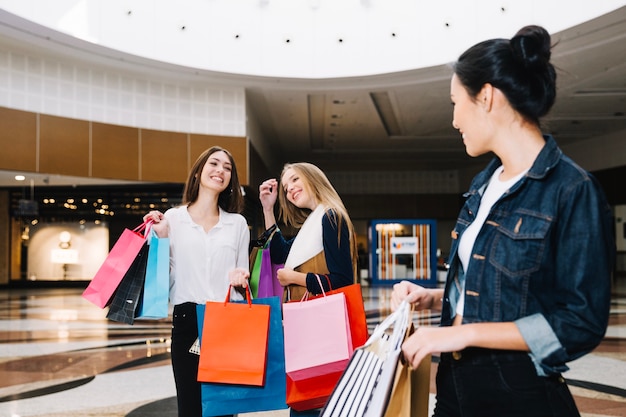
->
[0, 1, 625, 416]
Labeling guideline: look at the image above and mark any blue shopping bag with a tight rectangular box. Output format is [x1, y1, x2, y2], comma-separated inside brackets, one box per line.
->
[136, 230, 169, 319]
[196, 295, 287, 416]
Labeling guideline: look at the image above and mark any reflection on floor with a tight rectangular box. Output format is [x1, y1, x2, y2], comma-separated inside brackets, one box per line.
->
[0, 280, 625, 417]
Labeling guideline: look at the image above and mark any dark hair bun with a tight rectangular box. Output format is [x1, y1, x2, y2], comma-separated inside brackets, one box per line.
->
[511, 25, 552, 69]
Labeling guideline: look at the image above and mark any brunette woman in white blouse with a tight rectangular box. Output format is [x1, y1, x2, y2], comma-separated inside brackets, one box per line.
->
[144, 146, 250, 417]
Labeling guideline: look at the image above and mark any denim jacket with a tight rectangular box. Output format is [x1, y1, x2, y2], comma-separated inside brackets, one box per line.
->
[443, 135, 615, 376]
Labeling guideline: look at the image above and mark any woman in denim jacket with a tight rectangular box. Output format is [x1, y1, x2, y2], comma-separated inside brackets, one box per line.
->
[391, 25, 615, 416]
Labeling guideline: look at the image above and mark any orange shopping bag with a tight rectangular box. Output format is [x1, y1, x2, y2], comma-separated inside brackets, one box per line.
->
[197, 286, 271, 386]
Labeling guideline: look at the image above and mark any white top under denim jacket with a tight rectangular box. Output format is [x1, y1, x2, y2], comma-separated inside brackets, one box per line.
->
[165, 205, 250, 305]
[454, 166, 527, 317]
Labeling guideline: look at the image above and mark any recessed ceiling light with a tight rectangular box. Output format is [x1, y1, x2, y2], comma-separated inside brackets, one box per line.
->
[15, 175, 25, 181]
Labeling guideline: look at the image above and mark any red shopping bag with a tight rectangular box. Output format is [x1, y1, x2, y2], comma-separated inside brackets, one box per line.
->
[82, 221, 151, 308]
[287, 370, 345, 411]
[283, 286, 352, 381]
[197, 286, 271, 386]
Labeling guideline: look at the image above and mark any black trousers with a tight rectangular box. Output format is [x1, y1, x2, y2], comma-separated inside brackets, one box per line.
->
[434, 348, 580, 417]
[171, 302, 233, 417]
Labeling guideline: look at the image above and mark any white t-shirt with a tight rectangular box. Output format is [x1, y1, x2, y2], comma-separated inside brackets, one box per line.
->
[164, 205, 250, 305]
[456, 166, 527, 316]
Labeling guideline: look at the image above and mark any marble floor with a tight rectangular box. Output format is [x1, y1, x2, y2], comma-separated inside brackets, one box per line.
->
[0, 279, 625, 417]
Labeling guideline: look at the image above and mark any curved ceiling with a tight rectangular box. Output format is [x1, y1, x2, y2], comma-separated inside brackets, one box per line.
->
[0, 0, 623, 78]
[0, 2, 625, 187]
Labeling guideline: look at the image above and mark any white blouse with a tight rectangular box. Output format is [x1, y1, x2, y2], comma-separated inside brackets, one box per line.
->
[164, 205, 250, 305]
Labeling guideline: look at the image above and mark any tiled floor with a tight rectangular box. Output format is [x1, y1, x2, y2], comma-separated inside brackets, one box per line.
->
[0, 278, 625, 417]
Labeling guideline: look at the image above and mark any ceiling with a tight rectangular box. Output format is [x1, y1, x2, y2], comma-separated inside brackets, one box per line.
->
[248, 7, 626, 174]
[0, 6, 624, 187]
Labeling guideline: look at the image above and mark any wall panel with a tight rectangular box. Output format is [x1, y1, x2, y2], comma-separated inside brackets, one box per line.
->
[39, 115, 90, 177]
[0, 107, 37, 171]
[0, 108, 248, 185]
[92, 122, 140, 180]
[141, 129, 188, 183]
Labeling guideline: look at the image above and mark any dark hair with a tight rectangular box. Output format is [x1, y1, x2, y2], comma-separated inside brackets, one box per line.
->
[182, 146, 244, 213]
[453, 25, 557, 125]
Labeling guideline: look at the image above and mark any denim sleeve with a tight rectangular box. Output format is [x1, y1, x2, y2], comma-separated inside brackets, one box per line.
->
[525, 173, 614, 375]
[515, 314, 567, 376]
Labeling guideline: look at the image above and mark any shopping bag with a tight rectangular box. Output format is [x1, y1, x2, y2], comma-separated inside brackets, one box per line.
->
[283, 288, 352, 381]
[257, 248, 284, 298]
[136, 231, 170, 319]
[286, 370, 345, 411]
[197, 296, 288, 416]
[82, 221, 151, 308]
[383, 352, 431, 417]
[307, 283, 368, 350]
[106, 244, 149, 324]
[320, 300, 420, 417]
[197, 286, 270, 386]
[249, 245, 263, 298]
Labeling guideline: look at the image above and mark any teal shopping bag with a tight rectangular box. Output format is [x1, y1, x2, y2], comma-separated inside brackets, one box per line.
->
[196, 296, 287, 416]
[136, 230, 169, 319]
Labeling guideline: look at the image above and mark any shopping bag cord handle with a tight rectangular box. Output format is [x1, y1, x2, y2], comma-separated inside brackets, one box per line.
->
[300, 274, 326, 302]
[224, 285, 252, 307]
[133, 219, 154, 237]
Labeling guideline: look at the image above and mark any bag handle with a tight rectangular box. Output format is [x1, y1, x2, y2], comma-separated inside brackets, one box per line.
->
[133, 219, 153, 238]
[299, 273, 326, 302]
[367, 300, 410, 348]
[223, 285, 253, 307]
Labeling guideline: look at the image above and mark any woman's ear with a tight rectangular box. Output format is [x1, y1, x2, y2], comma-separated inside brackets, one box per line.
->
[480, 83, 494, 112]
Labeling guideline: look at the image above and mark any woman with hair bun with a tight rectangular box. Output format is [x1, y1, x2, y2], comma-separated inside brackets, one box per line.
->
[391, 25, 614, 416]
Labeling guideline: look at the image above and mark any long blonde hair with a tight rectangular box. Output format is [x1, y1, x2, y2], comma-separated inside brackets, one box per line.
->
[278, 162, 358, 281]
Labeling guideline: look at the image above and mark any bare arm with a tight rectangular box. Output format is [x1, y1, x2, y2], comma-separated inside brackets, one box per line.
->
[259, 178, 279, 229]
[402, 321, 528, 368]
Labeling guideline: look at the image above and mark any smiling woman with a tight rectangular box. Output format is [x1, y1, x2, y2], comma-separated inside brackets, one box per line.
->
[142, 146, 250, 417]
[258, 162, 360, 416]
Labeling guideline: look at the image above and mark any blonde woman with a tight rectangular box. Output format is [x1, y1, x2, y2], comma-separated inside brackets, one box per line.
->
[259, 162, 358, 301]
[259, 162, 358, 417]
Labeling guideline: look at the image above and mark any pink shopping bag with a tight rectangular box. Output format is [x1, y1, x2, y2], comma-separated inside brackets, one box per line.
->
[82, 221, 151, 308]
[283, 289, 353, 381]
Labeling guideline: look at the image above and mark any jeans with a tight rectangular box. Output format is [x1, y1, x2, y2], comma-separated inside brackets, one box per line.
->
[433, 348, 580, 417]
